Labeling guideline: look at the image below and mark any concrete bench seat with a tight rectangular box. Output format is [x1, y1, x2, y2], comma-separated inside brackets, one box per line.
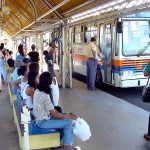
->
[8, 83, 16, 104]
[12, 101, 60, 150]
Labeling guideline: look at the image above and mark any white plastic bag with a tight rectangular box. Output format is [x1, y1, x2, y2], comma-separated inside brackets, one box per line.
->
[50, 77, 59, 106]
[73, 117, 92, 142]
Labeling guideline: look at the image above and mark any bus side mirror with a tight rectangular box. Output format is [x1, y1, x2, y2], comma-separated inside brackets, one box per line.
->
[117, 22, 123, 33]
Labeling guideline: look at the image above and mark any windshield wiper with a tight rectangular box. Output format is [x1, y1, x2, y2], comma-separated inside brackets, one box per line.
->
[137, 42, 150, 57]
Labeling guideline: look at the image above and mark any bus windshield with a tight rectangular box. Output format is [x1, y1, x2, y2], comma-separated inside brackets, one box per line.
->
[122, 20, 150, 56]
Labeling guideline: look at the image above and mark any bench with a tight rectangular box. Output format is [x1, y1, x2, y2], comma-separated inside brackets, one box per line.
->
[0, 72, 2, 92]
[12, 100, 60, 149]
[8, 82, 16, 105]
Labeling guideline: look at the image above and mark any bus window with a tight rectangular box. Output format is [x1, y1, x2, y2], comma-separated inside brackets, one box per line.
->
[122, 20, 150, 56]
[85, 23, 97, 42]
[73, 26, 84, 43]
[100, 24, 104, 53]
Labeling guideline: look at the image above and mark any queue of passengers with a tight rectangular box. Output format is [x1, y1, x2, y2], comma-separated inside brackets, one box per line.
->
[6, 43, 78, 150]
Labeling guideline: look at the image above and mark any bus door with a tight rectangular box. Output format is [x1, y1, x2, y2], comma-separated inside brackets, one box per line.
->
[104, 24, 112, 84]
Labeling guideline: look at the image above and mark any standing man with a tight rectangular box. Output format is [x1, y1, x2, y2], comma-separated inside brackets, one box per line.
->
[28, 44, 39, 62]
[86, 37, 97, 91]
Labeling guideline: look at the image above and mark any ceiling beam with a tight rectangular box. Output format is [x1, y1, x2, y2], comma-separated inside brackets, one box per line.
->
[37, 0, 70, 21]
[12, 0, 70, 38]
[9, 0, 32, 23]
[9, 12, 22, 29]
[62, 0, 96, 15]
[28, 0, 38, 19]
[42, 0, 63, 19]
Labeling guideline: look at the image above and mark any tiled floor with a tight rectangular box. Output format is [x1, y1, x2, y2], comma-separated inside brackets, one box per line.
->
[1, 77, 150, 150]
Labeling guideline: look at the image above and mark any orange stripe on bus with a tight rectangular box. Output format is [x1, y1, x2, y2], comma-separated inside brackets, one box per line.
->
[72, 54, 88, 60]
[112, 59, 149, 66]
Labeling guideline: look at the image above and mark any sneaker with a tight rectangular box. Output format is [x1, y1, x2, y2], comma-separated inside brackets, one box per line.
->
[144, 134, 150, 140]
[73, 146, 81, 150]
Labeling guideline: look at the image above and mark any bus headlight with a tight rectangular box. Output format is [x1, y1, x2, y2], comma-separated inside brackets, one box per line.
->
[123, 71, 134, 76]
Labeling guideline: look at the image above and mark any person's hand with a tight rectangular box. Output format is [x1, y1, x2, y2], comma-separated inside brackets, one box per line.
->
[68, 114, 78, 120]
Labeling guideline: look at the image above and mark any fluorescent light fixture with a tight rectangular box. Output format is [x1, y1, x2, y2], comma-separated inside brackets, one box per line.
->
[69, 0, 150, 23]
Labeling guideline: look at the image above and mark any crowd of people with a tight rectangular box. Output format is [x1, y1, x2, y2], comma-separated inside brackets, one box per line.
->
[2, 42, 78, 150]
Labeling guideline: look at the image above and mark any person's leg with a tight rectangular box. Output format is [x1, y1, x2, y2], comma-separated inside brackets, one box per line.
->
[0, 61, 7, 84]
[36, 117, 74, 145]
[86, 59, 90, 88]
[88, 59, 97, 89]
[144, 115, 150, 140]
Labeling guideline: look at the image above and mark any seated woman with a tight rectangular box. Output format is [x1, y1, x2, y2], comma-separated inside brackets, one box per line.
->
[13, 65, 28, 98]
[43, 50, 59, 106]
[33, 72, 77, 150]
[23, 71, 39, 110]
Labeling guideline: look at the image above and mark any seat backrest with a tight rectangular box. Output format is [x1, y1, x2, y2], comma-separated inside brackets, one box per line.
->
[29, 117, 58, 135]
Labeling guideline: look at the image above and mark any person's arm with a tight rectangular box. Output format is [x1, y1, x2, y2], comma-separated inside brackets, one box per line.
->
[144, 61, 150, 77]
[92, 50, 96, 59]
[13, 78, 21, 91]
[37, 52, 40, 61]
[144, 71, 150, 77]
[28, 52, 31, 60]
[50, 109, 77, 120]
[26, 86, 35, 100]
[91, 43, 97, 59]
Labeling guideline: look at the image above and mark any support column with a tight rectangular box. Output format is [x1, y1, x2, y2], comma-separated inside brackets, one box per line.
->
[39, 33, 43, 73]
[62, 26, 66, 88]
[69, 27, 72, 88]
[35, 32, 38, 48]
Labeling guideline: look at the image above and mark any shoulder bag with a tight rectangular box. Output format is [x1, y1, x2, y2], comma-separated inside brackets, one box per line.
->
[142, 77, 150, 103]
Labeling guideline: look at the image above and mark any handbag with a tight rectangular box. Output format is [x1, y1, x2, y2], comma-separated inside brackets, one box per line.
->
[142, 77, 150, 102]
[73, 117, 92, 142]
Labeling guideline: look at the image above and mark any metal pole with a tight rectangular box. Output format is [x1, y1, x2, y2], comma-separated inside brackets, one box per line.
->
[40, 33, 43, 73]
[69, 27, 72, 88]
[62, 26, 65, 88]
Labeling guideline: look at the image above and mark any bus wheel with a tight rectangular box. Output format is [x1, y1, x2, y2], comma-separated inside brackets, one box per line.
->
[95, 70, 103, 88]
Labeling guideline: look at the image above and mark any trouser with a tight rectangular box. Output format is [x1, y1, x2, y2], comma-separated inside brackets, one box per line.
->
[148, 115, 150, 134]
[36, 117, 73, 145]
[86, 58, 97, 89]
[48, 65, 56, 78]
[0, 61, 7, 81]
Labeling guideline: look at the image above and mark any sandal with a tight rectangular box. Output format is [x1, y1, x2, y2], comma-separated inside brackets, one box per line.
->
[144, 134, 150, 140]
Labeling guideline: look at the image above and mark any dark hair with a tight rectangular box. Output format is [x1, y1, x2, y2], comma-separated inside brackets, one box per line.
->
[91, 37, 96, 42]
[17, 65, 27, 76]
[29, 62, 39, 73]
[28, 71, 38, 90]
[18, 44, 25, 57]
[43, 50, 48, 56]
[9, 51, 13, 55]
[31, 44, 35, 50]
[38, 72, 52, 94]
[1, 43, 4, 49]
[7, 58, 14, 67]
[23, 57, 31, 64]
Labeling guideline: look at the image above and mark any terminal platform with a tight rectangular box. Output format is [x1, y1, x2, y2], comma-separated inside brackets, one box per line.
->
[0, 78, 150, 150]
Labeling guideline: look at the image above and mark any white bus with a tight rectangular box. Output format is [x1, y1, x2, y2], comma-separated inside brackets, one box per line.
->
[70, 11, 150, 88]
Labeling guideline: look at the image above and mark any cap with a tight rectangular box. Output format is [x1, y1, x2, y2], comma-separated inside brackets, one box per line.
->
[23, 58, 31, 64]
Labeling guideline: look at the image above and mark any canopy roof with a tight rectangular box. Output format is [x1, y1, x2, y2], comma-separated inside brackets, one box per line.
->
[1, 0, 150, 38]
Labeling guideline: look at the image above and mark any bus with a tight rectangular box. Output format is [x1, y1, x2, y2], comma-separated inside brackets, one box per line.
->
[70, 11, 150, 88]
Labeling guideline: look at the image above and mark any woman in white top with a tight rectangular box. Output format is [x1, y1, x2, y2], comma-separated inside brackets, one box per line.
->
[14, 66, 28, 98]
[0, 45, 7, 85]
[23, 71, 39, 109]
